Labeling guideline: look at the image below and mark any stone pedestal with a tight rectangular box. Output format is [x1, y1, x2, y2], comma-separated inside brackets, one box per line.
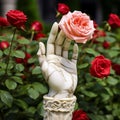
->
[43, 95, 76, 120]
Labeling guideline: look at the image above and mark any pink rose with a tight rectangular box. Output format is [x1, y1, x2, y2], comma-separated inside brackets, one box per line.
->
[59, 11, 95, 43]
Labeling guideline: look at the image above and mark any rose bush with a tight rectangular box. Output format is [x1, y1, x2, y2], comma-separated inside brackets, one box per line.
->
[0, 3, 120, 120]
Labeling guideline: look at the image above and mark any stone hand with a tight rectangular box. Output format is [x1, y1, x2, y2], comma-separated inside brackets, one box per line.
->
[37, 22, 78, 98]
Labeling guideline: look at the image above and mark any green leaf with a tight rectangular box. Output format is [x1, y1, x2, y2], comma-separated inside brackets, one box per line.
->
[78, 63, 89, 69]
[37, 102, 44, 117]
[27, 107, 36, 114]
[0, 63, 6, 69]
[3, 48, 10, 55]
[96, 37, 105, 42]
[13, 50, 25, 58]
[107, 76, 118, 85]
[85, 48, 100, 56]
[32, 66, 41, 74]
[105, 36, 116, 43]
[17, 38, 30, 45]
[14, 99, 28, 110]
[0, 69, 5, 76]
[15, 64, 24, 72]
[28, 57, 37, 64]
[107, 50, 119, 58]
[28, 88, 39, 100]
[0, 50, 3, 57]
[0, 90, 13, 107]
[32, 82, 48, 94]
[101, 93, 110, 101]
[82, 90, 97, 97]
[11, 76, 23, 84]
[7, 63, 14, 70]
[5, 79, 17, 90]
[16, 85, 30, 96]
[105, 87, 113, 96]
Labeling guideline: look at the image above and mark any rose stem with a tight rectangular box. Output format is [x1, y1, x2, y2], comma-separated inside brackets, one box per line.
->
[5, 28, 17, 75]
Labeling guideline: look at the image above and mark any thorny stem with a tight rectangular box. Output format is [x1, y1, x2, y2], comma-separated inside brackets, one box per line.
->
[30, 31, 35, 42]
[5, 28, 17, 75]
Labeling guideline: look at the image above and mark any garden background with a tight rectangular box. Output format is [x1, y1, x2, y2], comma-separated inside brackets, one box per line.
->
[0, 0, 120, 120]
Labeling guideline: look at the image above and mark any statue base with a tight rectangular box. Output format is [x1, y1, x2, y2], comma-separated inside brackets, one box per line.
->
[43, 95, 76, 120]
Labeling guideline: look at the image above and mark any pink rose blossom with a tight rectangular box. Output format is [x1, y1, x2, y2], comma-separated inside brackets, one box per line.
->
[59, 11, 95, 43]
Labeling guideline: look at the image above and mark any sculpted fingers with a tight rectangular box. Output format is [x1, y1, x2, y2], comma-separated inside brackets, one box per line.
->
[37, 42, 46, 65]
[71, 43, 78, 63]
[47, 22, 59, 55]
[55, 30, 66, 56]
[62, 38, 71, 58]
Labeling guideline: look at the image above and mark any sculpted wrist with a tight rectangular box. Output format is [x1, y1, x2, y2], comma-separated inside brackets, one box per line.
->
[43, 95, 76, 120]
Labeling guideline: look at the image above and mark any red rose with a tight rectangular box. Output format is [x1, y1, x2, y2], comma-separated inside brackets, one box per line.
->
[6, 10, 27, 28]
[72, 110, 89, 120]
[57, 3, 70, 15]
[31, 21, 43, 32]
[23, 53, 31, 64]
[15, 58, 23, 63]
[90, 55, 111, 78]
[102, 41, 110, 49]
[15, 52, 31, 64]
[33, 32, 46, 40]
[0, 17, 10, 26]
[0, 41, 10, 50]
[108, 13, 120, 29]
[112, 63, 120, 75]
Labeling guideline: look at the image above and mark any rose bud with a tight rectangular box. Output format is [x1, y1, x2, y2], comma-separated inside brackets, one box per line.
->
[6, 10, 27, 28]
[33, 32, 46, 40]
[31, 21, 43, 32]
[93, 21, 98, 28]
[108, 13, 120, 29]
[0, 41, 10, 50]
[15, 52, 31, 64]
[112, 63, 120, 75]
[0, 16, 10, 27]
[103, 41, 110, 49]
[23, 52, 31, 64]
[90, 55, 111, 78]
[57, 3, 70, 15]
[15, 58, 23, 63]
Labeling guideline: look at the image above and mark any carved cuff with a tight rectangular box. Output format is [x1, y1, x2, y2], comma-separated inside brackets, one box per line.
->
[43, 95, 76, 112]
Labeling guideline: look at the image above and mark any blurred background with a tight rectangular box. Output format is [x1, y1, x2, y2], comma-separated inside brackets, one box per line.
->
[0, 0, 120, 26]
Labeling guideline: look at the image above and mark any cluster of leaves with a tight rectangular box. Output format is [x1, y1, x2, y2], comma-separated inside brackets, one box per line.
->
[0, 26, 48, 120]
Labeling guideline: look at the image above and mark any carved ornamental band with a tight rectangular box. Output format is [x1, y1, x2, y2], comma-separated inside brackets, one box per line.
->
[43, 95, 76, 112]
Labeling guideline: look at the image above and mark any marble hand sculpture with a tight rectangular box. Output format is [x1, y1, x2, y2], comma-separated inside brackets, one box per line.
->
[37, 22, 78, 99]
[37, 22, 78, 120]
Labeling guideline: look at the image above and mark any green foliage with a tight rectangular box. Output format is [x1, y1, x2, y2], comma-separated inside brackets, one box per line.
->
[0, 26, 47, 119]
